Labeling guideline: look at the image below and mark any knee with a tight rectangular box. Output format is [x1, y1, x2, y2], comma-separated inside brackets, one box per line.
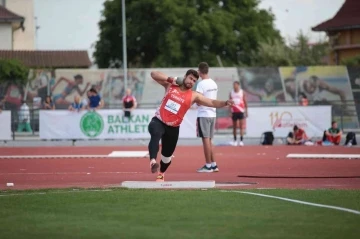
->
[161, 154, 172, 163]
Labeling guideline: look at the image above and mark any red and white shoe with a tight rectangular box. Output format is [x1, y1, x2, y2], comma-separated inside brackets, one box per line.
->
[156, 172, 164, 182]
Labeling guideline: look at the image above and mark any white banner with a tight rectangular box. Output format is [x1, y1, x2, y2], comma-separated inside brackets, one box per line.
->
[0, 111, 12, 140]
[246, 106, 331, 138]
[40, 109, 197, 139]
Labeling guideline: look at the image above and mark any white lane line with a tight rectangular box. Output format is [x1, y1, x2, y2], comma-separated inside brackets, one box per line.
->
[220, 190, 360, 215]
[0, 172, 142, 175]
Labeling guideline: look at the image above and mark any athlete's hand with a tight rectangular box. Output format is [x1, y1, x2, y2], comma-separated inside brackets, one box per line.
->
[167, 77, 183, 86]
[225, 99, 234, 106]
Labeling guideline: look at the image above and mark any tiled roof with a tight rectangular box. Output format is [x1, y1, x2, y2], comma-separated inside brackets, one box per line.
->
[312, 0, 360, 31]
[0, 50, 92, 68]
[0, 5, 24, 22]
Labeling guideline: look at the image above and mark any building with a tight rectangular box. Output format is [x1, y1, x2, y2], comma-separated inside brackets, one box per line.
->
[312, 0, 360, 65]
[0, 0, 91, 68]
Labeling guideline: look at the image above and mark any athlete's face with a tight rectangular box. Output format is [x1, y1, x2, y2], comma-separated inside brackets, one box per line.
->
[233, 83, 240, 91]
[183, 74, 197, 89]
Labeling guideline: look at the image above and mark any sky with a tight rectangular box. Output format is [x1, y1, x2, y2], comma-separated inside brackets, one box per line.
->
[34, 0, 346, 64]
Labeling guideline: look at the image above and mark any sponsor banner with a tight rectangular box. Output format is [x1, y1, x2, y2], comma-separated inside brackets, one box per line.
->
[279, 66, 359, 129]
[247, 106, 331, 138]
[39, 109, 197, 139]
[0, 111, 12, 140]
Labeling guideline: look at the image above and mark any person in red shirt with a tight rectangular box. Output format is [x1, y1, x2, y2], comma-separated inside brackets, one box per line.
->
[149, 69, 234, 182]
[122, 88, 137, 119]
[287, 125, 308, 145]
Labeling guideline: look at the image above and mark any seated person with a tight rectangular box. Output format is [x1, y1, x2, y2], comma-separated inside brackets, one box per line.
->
[287, 125, 308, 145]
[68, 95, 84, 112]
[88, 88, 103, 110]
[325, 121, 342, 145]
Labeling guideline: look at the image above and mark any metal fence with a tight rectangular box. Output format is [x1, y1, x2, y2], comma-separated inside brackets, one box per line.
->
[7, 99, 359, 140]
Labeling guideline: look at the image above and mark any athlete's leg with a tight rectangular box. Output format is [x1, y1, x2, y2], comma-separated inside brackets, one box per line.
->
[197, 117, 214, 173]
[231, 113, 239, 146]
[159, 125, 180, 174]
[238, 113, 245, 146]
[148, 117, 165, 173]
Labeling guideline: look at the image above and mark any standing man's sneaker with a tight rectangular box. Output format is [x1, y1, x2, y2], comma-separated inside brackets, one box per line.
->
[239, 141, 244, 146]
[212, 165, 219, 172]
[197, 165, 214, 173]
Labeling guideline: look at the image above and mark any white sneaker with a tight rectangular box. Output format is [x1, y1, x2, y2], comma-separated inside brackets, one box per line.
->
[230, 140, 238, 146]
[239, 141, 244, 146]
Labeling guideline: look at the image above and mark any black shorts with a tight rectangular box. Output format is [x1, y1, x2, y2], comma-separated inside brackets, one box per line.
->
[124, 110, 131, 118]
[232, 112, 245, 121]
[148, 117, 179, 158]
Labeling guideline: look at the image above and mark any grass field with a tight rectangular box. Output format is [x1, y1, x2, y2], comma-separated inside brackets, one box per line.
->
[0, 188, 359, 239]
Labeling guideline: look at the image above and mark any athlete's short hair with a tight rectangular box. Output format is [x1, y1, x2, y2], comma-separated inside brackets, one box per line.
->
[185, 69, 199, 79]
[198, 62, 209, 74]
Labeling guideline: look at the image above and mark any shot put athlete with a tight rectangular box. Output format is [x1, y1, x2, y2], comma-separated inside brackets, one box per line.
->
[148, 69, 234, 182]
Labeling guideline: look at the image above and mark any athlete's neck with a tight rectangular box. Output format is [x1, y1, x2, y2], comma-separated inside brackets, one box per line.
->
[179, 85, 189, 91]
[201, 74, 210, 80]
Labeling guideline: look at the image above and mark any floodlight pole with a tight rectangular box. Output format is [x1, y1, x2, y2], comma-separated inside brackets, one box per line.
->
[122, 0, 128, 91]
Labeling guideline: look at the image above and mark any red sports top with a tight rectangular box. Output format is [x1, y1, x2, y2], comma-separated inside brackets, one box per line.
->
[230, 89, 245, 113]
[155, 85, 192, 127]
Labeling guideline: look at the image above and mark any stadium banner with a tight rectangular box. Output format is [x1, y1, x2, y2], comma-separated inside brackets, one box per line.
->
[0, 111, 12, 140]
[39, 109, 197, 139]
[247, 106, 332, 138]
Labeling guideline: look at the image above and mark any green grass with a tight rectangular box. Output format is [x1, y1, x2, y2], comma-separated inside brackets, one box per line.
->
[0, 188, 359, 239]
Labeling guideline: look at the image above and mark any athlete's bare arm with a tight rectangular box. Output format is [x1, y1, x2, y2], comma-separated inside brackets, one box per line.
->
[193, 92, 233, 108]
[150, 71, 171, 89]
[243, 91, 248, 116]
[318, 80, 346, 102]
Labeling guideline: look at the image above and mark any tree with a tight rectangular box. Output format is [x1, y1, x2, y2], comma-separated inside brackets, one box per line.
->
[93, 0, 282, 68]
[342, 55, 360, 66]
[252, 31, 330, 66]
[0, 59, 29, 85]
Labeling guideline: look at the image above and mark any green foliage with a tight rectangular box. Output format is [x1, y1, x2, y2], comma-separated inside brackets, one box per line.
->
[0, 59, 29, 84]
[341, 55, 360, 66]
[253, 31, 330, 67]
[94, 0, 282, 68]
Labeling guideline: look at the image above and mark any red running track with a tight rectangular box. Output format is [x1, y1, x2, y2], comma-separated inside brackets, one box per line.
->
[0, 145, 360, 190]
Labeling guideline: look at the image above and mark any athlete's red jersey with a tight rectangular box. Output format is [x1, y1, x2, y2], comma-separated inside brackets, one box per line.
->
[230, 89, 245, 113]
[155, 85, 192, 127]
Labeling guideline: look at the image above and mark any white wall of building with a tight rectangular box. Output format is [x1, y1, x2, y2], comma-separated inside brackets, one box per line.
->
[6, 0, 35, 50]
[0, 23, 12, 50]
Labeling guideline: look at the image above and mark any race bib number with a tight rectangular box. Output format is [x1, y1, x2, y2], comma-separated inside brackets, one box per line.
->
[233, 98, 241, 105]
[164, 99, 181, 114]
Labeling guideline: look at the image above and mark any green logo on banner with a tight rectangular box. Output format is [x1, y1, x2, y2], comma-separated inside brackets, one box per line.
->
[80, 111, 104, 137]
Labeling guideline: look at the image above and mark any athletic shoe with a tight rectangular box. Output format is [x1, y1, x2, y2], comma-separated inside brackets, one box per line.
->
[212, 165, 219, 172]
[230, 140, 238, 146]
[156, 173, 164, 182]
[150, 159, 159, 173]
[197, 165, 213, 173]
[239, 141, 244, 146]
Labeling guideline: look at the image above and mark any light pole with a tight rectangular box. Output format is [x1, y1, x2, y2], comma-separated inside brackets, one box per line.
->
[122, 0, 128, 92]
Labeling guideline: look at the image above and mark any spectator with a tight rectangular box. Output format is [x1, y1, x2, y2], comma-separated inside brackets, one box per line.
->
[325, 121, 342, 145]
[68, 95, 84, 112]
[17, 100, 32, 133]
[88, 88, 103, 110]
[299, 93, 308, 106]
[0, 97, 5, 113]
[122, 88, 137, 118]
[287, 125, 308, 145]
[81, 90, 91, 110]
[43, 95, 55, 110]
